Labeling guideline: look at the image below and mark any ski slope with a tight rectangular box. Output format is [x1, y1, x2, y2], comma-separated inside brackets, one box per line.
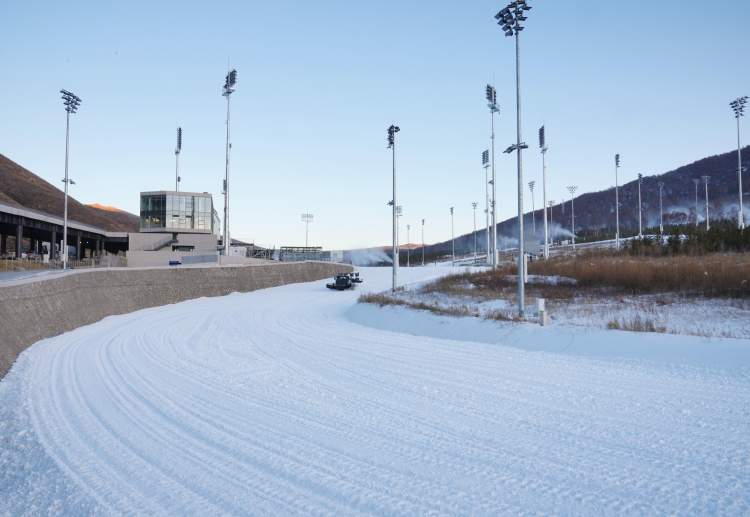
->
[1, 266, 749, 515]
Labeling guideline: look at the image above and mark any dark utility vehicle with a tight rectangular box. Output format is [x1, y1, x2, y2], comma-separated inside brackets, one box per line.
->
[326, 272, 363, 290]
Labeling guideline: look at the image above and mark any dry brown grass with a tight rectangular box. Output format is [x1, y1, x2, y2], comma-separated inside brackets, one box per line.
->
[420, 252, 749, 305]
[527, 252, 750, 297]
[607, 315, 666, 333]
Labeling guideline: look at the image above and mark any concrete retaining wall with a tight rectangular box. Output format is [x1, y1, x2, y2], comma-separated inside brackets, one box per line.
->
[0, 261, 350, 378]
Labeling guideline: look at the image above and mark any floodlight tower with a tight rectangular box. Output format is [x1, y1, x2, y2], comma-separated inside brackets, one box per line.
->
[657, 182, 665, 234]
[421, 218, 425, 266]
[406, 224, 411, 267]
[702, 175, 711, 230]
[614, 154, 621, 248]
[387, 124, 400, 291]
[175, 127, 182, 192]
[450, 206, 455, 265]
[482, 150, 491, 264]
[539, 125, 549, 259]
[548, 200, 555, 231]
[528, 180, 536, 235]
[496, 0, 532, 317]
[693, 178, 700, 226]
[301, 212, 314, 247]
[222, 68, 237, 255]
[566, 185, 578, 248]
[472, 202, 478, 259]
[730, 96, 747, 229]
[486, 85, 500, 268]
[60, 89, 81, 270]
[637, 173, 643, 239]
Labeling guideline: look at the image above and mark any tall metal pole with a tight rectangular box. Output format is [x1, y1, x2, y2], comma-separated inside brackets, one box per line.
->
[482, 150, 492, 266]
[472, 202, 478, 259]
[496, 1, 530, 316]
[566, 185, 577, 248]
[514, 28, 525, 315]
[528, 181, 536, 235]
[223, 93, 231, 254]
[407, 224, 411, 267]
[393, 142, 397, 289]
[62, 110, 70, 270]
[658, 182, 664, 234]
[222, 69, 237, 255]
[548, 200, 554, 228]
[421, 218, 425, 266]
[693, 178, 700, 227]
[571, 195, 575, 249]
[615, 154, 620, 248]
[175, 127, 182, 192]
[737, 115, 745, 230]
[175, 150, 180, 192]
[637, 174, 643, 238]
[731, 96, 747, 230]
[450, 206, 455, 265]
[60, 89, 80, 269]
[540, 126, 548, 259]
[389, 125, 400, 291]
[703, 175, 710, 230]
[490, 103, 498, 269]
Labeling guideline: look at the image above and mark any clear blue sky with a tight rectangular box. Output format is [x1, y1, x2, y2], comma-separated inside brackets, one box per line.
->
[1, 0, 748, 249]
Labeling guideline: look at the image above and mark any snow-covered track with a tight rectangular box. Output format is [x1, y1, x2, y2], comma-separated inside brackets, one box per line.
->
[1, 267, 749, 515]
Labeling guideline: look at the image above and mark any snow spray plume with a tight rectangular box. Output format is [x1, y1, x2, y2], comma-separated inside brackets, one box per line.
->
[348, 248, 393, 266]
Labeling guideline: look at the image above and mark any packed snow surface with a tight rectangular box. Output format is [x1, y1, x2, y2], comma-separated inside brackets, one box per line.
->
[1, 266, 749, 515]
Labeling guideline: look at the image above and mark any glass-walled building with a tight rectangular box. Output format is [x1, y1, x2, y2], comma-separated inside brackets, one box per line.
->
[140, 191, 219, 235]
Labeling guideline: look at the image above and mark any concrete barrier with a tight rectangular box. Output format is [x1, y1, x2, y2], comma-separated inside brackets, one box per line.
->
[0, 261, 351, 378]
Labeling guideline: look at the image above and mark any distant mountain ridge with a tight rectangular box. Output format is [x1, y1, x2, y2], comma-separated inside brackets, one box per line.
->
[0, 153, 139, 232]
[426, 146, 749, 256]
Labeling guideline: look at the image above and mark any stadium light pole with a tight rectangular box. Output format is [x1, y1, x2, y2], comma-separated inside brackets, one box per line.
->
[60, 89, 81, 270]
[222, 68, 237, 255]
[482, 149, 492, 266]
[387, 124, 400, 291]
[472, 202, 478, 259]
[730, 96, 747, 230]
[615, 154, 621, 249]
[566, 185, 578, 248]
[60, 178, 76, 262]
[486, 85, 500, 268]
[693, 178, 700, 227]
[496, 0, 531, 317]
[450, 206, 455, 266]
[421, 218, 425, 266]
[528, 180, 536, 235]
[657, 182, 665, 234]
[301, 212, 313, 247]
[636, 172, 648, 238]
[175, 127, 182, 192]
[406, 224, 411, 267]
[702, 175, 711, 230]
[548, 200, 554, 233]
[539, 125, 549, 259]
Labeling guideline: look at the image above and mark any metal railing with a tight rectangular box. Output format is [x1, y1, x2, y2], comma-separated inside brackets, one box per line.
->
[0, 254, 127, 273]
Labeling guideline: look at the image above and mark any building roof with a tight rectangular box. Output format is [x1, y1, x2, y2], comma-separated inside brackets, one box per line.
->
[140, 190, 213, 198]
[0, 153, 138, 232]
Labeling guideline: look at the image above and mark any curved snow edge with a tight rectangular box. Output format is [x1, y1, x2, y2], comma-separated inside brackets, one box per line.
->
[345, 302, 750, 372]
